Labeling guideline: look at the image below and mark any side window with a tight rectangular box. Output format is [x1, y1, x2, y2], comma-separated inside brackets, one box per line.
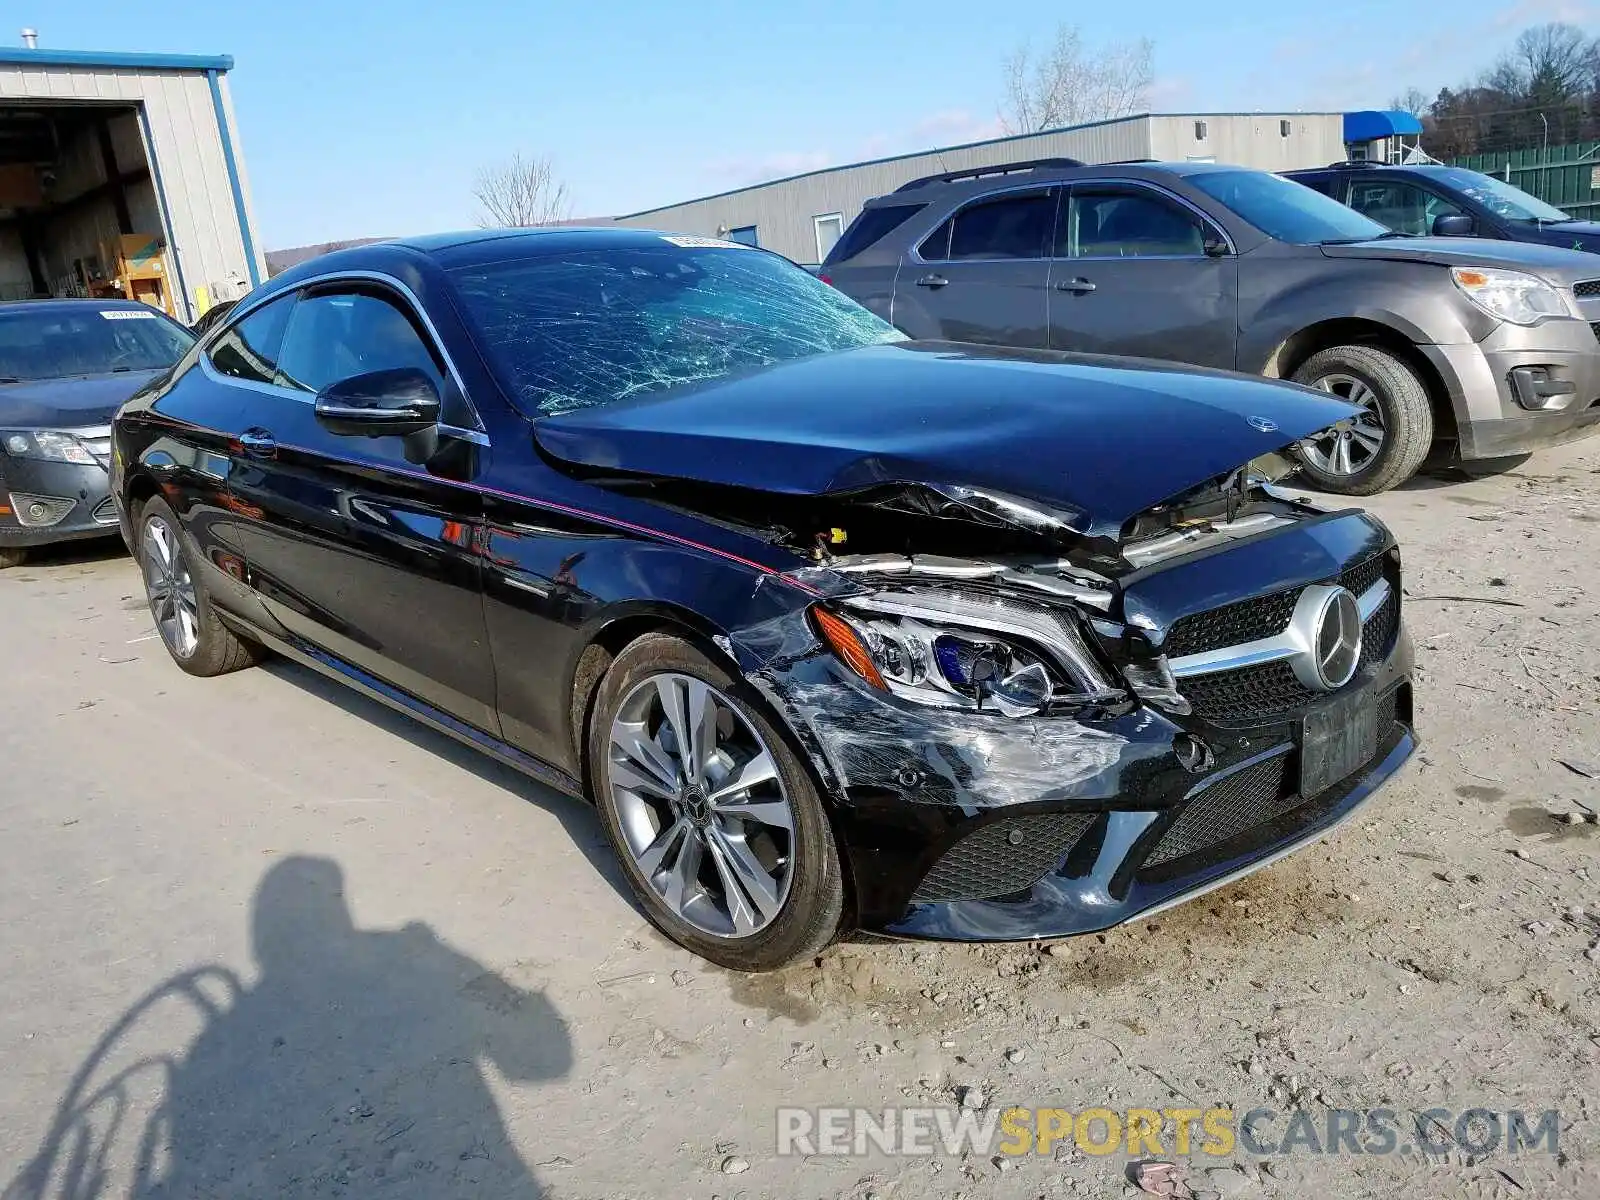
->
[1065, 189, 1206, 257]
[207, 294, 296, 384]
[276, 291, 445, 395]
[1292, 173, 1342, 199]
[946, 192, 1055, 260]
[918, 218, 952, 261]
[1347, 181, 1463, 236]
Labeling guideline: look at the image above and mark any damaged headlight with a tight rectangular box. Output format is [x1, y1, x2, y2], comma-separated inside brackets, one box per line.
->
[810, 589, 1123, 716]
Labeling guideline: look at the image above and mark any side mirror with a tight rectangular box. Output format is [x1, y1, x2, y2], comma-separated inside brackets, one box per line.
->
[314, 367, 441, 438]
[1202, 232, 1230, 258]
[1432, 213, 1474, 238]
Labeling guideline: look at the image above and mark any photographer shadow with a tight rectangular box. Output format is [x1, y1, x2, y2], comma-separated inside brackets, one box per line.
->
[5, 856, 572, 1199]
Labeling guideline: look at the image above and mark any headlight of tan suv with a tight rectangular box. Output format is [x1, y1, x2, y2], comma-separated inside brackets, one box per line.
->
[1450, 266, 1571, 325]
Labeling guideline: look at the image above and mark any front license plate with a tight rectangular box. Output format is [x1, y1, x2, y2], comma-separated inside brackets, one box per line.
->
[1300, 689, 1380, 797]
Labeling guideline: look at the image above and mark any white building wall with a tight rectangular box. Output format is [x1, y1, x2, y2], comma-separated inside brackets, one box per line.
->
[1147, 114, 1345, 171]
[0, 61, 264, 318]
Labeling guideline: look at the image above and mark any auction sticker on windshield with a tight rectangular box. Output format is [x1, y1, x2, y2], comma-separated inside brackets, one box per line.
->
[659, 235, 750, 249]
[100, 310, 158, 320]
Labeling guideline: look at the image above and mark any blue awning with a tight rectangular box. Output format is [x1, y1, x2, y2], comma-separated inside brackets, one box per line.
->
[1344, 110, 1424, 143]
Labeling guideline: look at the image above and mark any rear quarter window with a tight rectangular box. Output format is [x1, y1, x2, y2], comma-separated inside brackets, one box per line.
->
[824, 203, 927, 265]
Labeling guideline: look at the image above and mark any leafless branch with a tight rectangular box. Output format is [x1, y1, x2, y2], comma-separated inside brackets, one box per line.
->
[472, 153, 571, 229]
[999, 24, 1153, 135]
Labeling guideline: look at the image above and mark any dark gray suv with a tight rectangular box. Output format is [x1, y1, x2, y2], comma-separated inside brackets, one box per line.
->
[824, 159, 1600, 494]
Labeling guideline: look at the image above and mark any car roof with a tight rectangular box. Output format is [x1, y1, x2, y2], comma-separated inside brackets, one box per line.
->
[0, 297, 159, 315]
[870, 159, 1247, 206]
[261, 226, 745, 293]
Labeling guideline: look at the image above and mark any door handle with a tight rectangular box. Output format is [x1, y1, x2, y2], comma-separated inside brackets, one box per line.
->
[239, 428, 277, 458]
[1055, 277, 1096, 293]
[915, 274, 949, 288]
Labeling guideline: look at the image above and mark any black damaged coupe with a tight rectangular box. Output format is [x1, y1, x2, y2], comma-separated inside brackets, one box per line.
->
[111, 229, 1415, 970]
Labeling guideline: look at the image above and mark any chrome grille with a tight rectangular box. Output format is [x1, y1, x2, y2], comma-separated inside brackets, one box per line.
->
[1172, 552, 1400, 726]
[90, 497, 118, 525]
[1163, 552, 1390, 661]
[1575, 280, 1600, 298]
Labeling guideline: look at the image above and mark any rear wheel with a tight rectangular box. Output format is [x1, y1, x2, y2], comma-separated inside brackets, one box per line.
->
[138, 496, 262, 677]
[587, 632, 844, 971]
[1291, 344, 1434, 495]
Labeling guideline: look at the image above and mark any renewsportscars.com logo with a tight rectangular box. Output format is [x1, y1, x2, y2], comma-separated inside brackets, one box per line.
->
[776, 1105, 1561, 1160]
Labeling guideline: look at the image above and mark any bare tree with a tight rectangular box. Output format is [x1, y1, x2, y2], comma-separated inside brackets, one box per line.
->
[1388, 87, 1431, 118]
[1492, 22, 1594, 102]
[999, 24, 1153, 135]
[472, 153, 571, 228]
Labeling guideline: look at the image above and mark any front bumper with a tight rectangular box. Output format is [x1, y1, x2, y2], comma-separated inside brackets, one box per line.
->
[754, 514, 1416, 942]
[0, 457, 119, 549]
[1422, 318, 1600, 460]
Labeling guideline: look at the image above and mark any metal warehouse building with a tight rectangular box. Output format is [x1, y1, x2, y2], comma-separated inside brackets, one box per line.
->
[0, 42, 264, 323]
[617, 112, 1346, 265]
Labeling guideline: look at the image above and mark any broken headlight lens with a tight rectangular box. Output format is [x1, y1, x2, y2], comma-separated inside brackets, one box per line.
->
[811, 589, 1122, 716]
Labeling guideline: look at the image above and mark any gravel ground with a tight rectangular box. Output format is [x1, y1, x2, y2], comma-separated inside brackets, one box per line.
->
[1, 440, 1597, 1200]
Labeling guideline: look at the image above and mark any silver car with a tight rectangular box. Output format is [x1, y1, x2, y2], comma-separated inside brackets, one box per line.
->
[824, 159, 1600, 494]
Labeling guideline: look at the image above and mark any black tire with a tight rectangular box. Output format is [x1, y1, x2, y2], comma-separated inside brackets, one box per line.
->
[587, 632, 845, 971]
[1290, 344, 1434, 495]
[137, 496, 263, 677]
[0, 547, 24, 569]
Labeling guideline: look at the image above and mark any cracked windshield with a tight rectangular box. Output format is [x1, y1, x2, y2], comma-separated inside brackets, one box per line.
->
[450, 242, 905, 415]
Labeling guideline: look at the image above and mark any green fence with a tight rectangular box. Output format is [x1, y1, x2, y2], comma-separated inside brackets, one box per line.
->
[1448, 142, 1600, 218]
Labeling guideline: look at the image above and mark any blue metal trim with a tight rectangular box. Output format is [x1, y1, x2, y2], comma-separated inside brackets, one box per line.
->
[206, 69, 261, 287]
[136, 104, 192, 322]
[0, 48, 233, 71]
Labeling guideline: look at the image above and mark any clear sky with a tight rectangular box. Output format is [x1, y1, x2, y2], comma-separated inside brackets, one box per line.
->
[32, 0, 1599, 250]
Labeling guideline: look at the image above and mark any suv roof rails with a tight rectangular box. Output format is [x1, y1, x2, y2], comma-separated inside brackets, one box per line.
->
[893, 157, 1085, 193]
[1104, 158, 1160, 165]
[1325, 160, 1381, 170]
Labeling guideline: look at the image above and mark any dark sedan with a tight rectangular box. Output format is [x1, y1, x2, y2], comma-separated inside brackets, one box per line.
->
[0, 298, 194, 568]
[111, 229, 1416, 970]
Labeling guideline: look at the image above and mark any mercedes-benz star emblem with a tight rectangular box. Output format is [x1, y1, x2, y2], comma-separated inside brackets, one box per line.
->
[1286, 584, 1363, 691]
[1247, 415, 1279, 433]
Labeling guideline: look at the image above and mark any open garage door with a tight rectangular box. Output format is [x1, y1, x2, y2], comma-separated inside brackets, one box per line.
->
[0, 101, 178, 315]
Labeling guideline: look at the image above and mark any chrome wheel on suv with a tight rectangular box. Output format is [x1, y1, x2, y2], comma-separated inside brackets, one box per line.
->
[1300, 373, 1386, 477]
[1290, 344, 1434, 496]
[607, 672, 796, 938]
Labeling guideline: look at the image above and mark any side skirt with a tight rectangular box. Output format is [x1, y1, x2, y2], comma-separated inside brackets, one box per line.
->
[219, 612, 586, 802]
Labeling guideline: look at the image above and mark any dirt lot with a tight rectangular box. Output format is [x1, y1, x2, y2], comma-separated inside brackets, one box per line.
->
[2, 441, 1598, 1200]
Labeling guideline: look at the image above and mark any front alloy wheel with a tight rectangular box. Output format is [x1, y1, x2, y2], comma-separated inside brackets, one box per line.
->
[1300, 372, 1385, 478]
[588, 633, 844, 970]
[608, 672, 795, 938]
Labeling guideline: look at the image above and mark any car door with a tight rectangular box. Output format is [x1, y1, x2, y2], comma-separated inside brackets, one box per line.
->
[1047, 182, 1238, 369]
[892, 187, 1056, 347]
[223, 280, 500, 734]
[1346, 177, 1470, 237]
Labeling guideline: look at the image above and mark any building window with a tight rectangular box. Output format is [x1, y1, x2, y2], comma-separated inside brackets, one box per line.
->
[1280, 119, 1292, 137]
[813, 213, 844, 264]
[726, 225, 758, 247]
[1194, 120, 1208, 140]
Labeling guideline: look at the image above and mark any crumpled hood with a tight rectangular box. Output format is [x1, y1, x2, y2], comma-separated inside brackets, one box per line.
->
[0, 370, 163, 429]
[534, 342, 1357, 538]
[1320, 236, 1600, 282]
